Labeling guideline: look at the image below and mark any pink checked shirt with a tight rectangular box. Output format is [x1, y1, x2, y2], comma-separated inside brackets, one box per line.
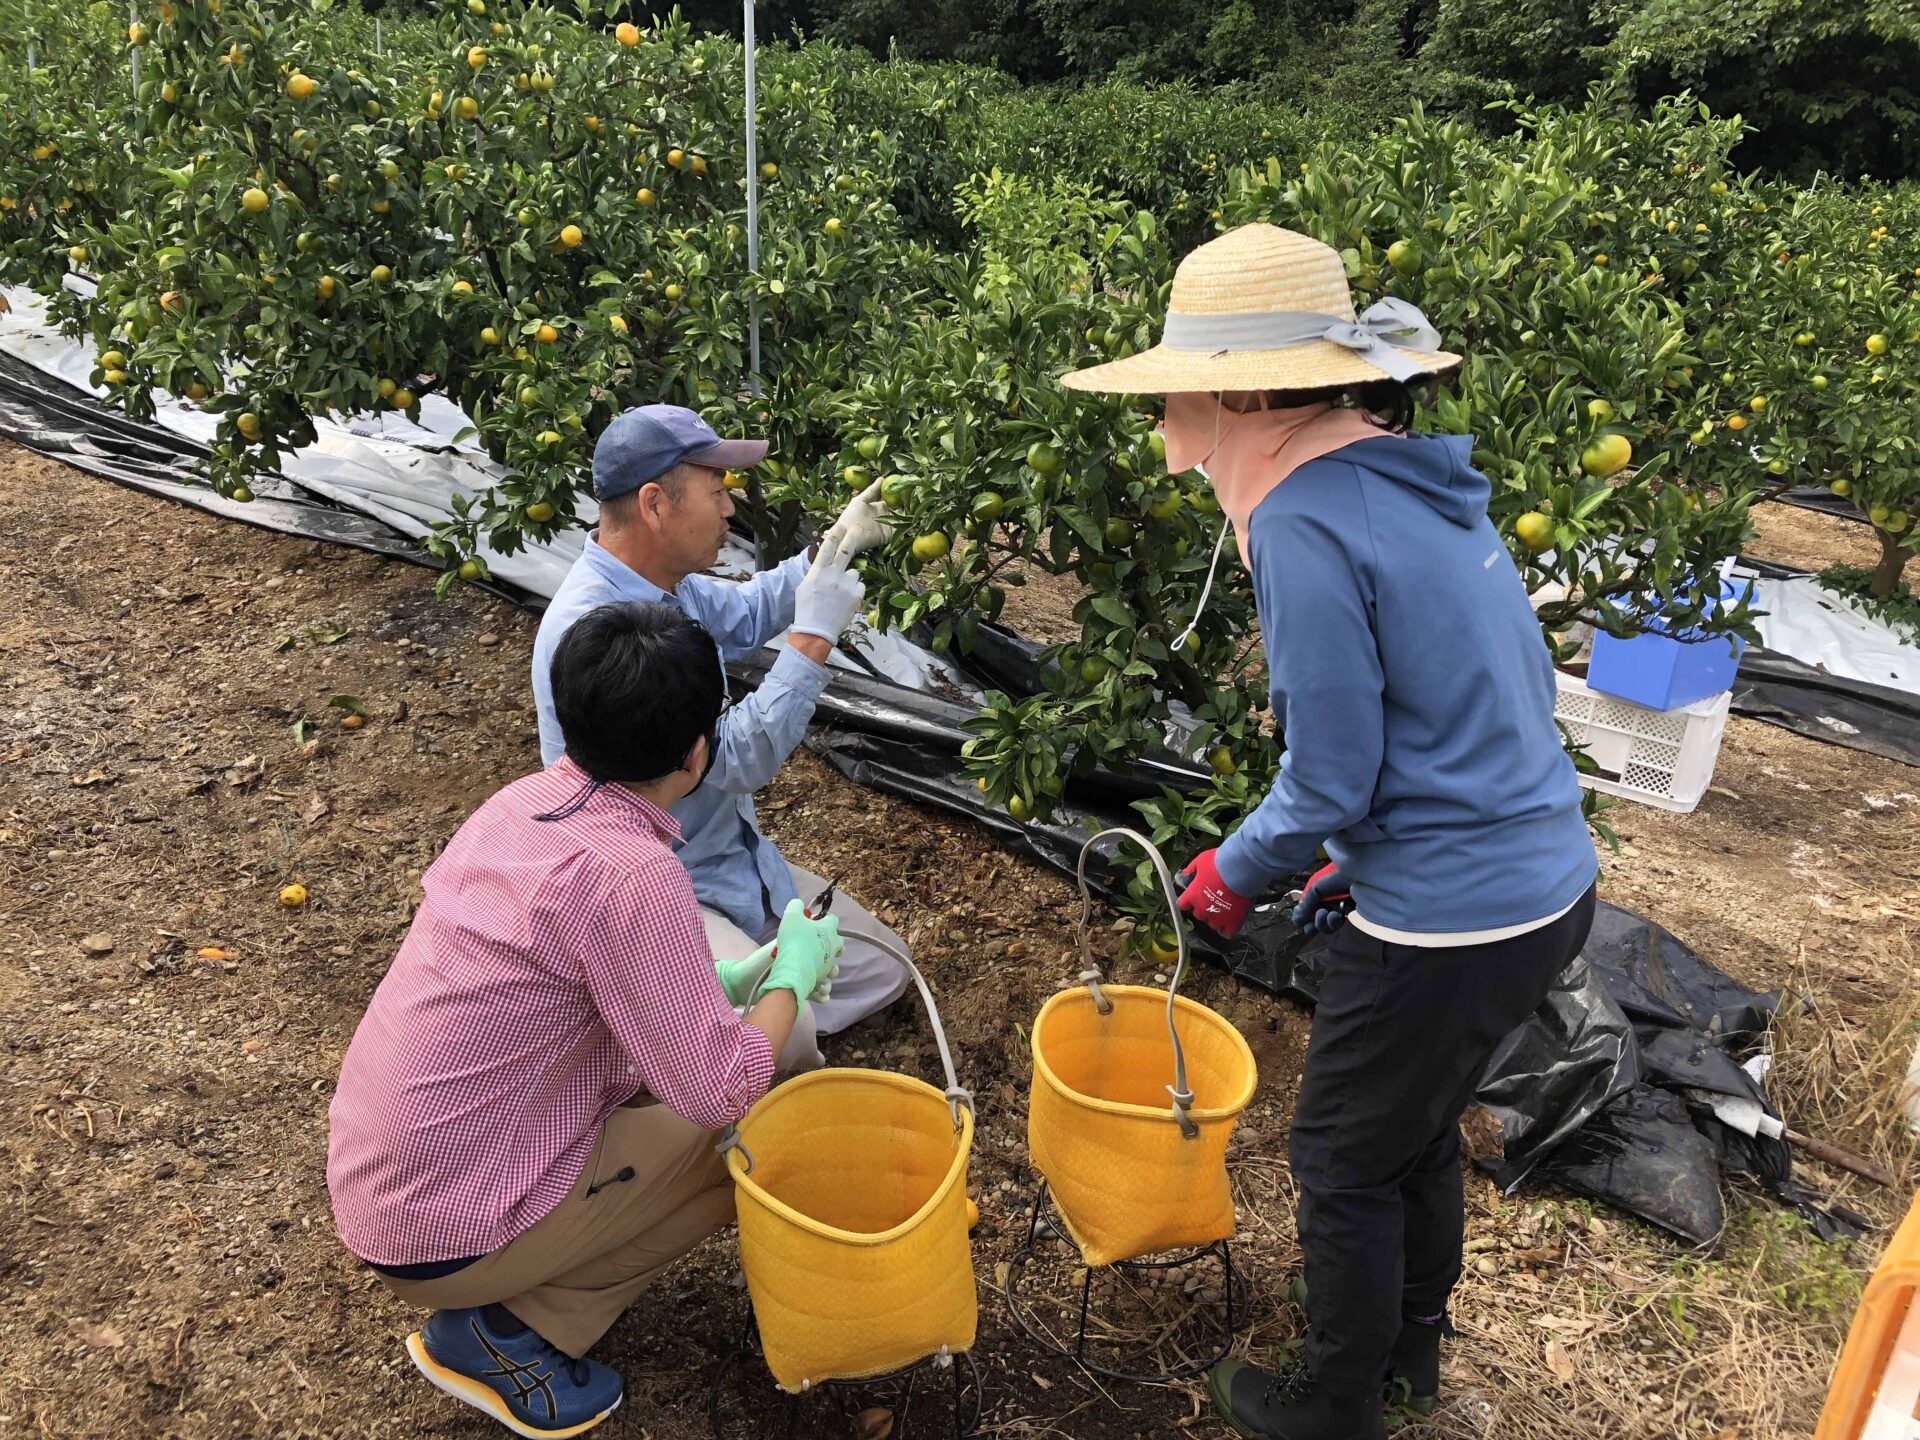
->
[326, 758, 775, 1267]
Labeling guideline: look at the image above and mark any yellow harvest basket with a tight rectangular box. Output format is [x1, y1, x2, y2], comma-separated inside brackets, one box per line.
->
[723, 937, 977, 1393]
[1815, 1187, 1920, 1440]
[1028, 828, 1258, 1267]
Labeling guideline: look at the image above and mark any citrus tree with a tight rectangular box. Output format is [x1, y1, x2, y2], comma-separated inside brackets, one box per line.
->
[0, 0, 1276, 842]
[955, 78, 1356, 248]
[1690, 187, 1919, 596]
[761, 171, 1273, 824]
[15, 3, 1913, 935]
[0, 0, 984, 581]
[1221, 96, 1762, 653]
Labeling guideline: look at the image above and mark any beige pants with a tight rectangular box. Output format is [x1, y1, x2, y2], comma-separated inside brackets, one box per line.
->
[703, 863, 913, 1042]
[376, 1099, 732, 1359]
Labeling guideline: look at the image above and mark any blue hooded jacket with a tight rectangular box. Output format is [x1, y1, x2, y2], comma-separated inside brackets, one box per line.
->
[1213, 431, 1597, 936]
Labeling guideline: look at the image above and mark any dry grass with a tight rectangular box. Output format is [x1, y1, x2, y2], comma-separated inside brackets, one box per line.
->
[1771, 987, 1920, 1196]
[1396, 979, 1919, 1440]
[1406, 1195, 1864, 1440]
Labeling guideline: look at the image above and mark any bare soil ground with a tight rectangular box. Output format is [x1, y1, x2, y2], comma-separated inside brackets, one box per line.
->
[1, 440, 1915, 1440]
[1747, 500, 1909, 583]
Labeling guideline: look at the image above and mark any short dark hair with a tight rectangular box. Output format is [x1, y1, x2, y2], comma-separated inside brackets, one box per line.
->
[549, 602, 724, 783]
[597, 462, 699, 531]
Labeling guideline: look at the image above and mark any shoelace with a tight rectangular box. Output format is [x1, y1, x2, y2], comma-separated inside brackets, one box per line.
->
[1261, 1361, 1319, 1409]
[552, 1346, 594, 1390]
[521, 1332, 593, 1390]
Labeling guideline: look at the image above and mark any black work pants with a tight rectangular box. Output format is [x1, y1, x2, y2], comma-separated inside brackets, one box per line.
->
[1289, 884, 1597, 1395]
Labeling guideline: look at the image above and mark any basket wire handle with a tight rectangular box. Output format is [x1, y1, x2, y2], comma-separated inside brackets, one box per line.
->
[844, 926, 975, 1135]
[1073, 827, 1199, 1141]
[715, 926, 975, 1170]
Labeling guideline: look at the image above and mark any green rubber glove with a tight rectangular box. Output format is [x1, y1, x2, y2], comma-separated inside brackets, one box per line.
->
[714, 941, 777, 1009]
[755, 898, 844, 1006]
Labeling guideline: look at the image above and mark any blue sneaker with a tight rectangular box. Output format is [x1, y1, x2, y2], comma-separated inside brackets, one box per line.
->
[406, 1307, 623, 1438]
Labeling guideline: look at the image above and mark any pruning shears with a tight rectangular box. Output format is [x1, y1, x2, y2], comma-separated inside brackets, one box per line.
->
[1286, 861, 1355, 935]
[764, 876, 840, 962]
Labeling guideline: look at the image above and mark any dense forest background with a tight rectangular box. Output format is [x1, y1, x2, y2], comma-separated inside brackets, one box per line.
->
[521, 0, 1919, 180]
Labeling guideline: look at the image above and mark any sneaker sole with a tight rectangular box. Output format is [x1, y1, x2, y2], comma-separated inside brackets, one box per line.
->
[406, 1331, 620, 1440]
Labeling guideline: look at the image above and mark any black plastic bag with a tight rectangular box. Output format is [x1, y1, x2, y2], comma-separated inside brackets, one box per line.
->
[1530, 1084, 1728, 1246]
[1581, 904, 1783, 1040]
[1477, 957, 1641, 1189]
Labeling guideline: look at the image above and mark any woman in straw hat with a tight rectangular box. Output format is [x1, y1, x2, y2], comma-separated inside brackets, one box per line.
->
[1063, 224, 1599, 1440]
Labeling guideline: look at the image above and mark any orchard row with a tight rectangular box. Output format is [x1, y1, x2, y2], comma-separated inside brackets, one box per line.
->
[0, 0, 1914, 877]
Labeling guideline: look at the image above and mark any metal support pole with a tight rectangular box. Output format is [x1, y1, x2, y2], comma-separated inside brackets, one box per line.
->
[129, 0, 140, 119]
[375, 15, 382, 55]
[26, 35, 36, 120]
[742, 0, 762, 393]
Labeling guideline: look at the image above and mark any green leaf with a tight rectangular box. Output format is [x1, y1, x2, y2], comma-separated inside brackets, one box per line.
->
[327, 694, 369, 718]
[1056, 505, 1104, 550]
[1573, 489, 1613, 520]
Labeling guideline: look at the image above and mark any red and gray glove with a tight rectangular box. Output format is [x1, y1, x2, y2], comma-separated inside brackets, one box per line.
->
[1175, 848, 1254, 937]
[1291, 862, 1353, 935]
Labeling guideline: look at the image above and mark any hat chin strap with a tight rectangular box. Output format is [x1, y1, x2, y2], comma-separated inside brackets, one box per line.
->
[1173, 490, 1231, 655]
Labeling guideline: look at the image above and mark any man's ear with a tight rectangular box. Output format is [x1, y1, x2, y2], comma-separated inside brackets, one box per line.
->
[635, 480, 672, 530]
[681, 732, 710, 779]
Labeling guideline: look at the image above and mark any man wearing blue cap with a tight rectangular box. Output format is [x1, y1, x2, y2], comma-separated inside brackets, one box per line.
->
[531, 405, 911, 1060]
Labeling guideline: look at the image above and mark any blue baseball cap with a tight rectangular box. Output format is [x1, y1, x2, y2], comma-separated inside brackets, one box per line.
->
[590, 404, 768, 501]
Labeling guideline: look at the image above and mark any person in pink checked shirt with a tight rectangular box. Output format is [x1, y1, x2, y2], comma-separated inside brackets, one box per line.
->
[325, 600, 845, 1440]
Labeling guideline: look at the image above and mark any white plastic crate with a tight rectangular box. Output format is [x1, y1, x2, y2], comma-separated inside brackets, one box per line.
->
[1552, 668, 1730, 814]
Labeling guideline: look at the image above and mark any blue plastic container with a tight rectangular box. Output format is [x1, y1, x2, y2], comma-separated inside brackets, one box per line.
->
[1587, 579, 1750, 711]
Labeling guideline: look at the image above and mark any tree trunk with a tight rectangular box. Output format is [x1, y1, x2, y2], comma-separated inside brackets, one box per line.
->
[1869, 526, 1912, 599]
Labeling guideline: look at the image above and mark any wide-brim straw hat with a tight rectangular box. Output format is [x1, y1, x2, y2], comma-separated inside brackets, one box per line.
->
[1061, 223, 1462, 395]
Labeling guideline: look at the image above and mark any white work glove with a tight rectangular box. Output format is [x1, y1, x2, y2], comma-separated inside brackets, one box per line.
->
[790, 530, 865, 643]
[821, 479, 891, 558]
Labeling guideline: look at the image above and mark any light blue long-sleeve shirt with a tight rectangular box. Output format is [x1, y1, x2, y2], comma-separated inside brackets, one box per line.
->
[531, 533, 829, 934]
